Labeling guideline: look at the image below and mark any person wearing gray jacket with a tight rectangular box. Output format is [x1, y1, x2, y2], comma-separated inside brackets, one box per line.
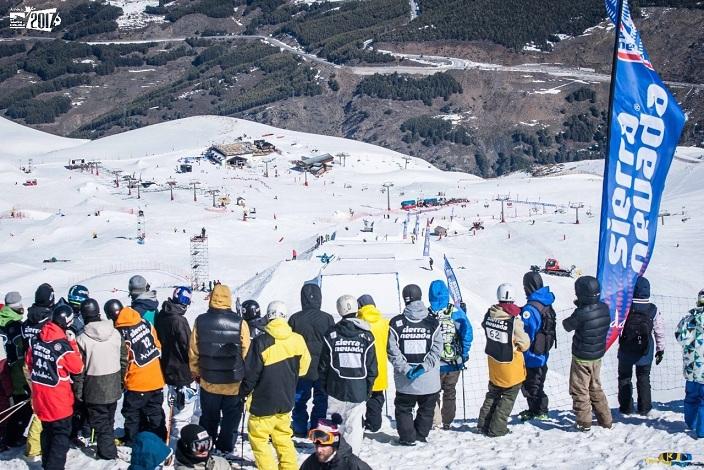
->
[387, 284, 442, 446]
[75, 299, 127, 460]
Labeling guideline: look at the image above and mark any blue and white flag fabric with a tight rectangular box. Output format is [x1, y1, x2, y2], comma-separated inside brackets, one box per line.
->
[414, 214, 420, 237]
[443, 255, 463, 307]
[598, 0, 686, 349]
[422, 220, 431, 256]
[402, 220, 408, 240]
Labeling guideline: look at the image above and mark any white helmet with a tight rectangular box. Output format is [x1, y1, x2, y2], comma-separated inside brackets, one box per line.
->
[266, 301, 288, 322]
[497, 283, 515, 303]
[336, 295, 357, 317]
[698, 289, 704, 308]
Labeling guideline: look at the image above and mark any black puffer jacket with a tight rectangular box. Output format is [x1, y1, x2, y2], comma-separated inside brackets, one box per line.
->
[155, 299, 192, 387]
[194, 308, 245, 384]
[562, 276, 611, 361]
[288, 284, 335, 381]
[300, 438, 372, 470]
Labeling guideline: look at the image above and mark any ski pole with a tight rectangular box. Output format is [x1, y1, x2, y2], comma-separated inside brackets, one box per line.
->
[0, 398, 29, 417]
[0, 399, 30, 425]
[240, 405, 246, 470]
[384, 391, 389, 419]
[165, 388, 175, 444]
[461, 368, 466, 422]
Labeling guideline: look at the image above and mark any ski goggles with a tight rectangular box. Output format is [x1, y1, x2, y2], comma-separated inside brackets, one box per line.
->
[308, 429, 337, 446]
[190, 436, 213, 457]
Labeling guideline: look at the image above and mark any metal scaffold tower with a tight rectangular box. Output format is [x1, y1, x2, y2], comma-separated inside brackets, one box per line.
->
[190, 234, 209, 290]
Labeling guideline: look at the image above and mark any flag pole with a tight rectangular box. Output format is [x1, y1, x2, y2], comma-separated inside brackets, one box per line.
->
[596, 0, 625, 280]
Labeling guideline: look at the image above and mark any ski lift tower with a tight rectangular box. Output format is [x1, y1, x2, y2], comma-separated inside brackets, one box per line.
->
[190, 233, 209, 290]
[569, 202, 584, 224]
[495, 194, 510, 223]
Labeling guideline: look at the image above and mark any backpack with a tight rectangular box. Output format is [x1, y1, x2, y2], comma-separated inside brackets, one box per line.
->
[435, 306, 461, 364]
[527, 301, 557, 356]
[619, 306, 654, 356]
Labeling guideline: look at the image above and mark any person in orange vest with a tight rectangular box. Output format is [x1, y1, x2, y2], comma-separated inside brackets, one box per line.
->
[115, 305, 166, 445]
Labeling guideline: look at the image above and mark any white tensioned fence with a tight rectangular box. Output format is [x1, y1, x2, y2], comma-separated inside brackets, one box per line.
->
[421, 294, 693, 420]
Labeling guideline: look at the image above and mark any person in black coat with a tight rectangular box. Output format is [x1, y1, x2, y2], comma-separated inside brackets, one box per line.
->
[288, 283, 335, 437]
[300, 416, 372, 470]
[562, 275, 613, 431]
[155, 287, 197, 443]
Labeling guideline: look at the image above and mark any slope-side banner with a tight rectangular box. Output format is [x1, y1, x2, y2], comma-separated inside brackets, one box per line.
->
[598, 0, 686, 349]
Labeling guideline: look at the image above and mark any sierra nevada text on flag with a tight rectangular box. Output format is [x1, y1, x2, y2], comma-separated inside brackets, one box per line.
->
[598, 0, 686, 349]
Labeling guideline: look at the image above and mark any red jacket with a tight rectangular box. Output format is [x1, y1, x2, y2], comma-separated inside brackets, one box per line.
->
[25, 321, 84, 422]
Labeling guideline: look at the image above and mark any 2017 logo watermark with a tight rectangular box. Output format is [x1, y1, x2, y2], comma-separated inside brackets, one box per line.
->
[9, 6, 62, 32]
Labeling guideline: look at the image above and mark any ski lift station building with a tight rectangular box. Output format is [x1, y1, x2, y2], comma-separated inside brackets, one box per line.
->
[295, 153, 334, 175]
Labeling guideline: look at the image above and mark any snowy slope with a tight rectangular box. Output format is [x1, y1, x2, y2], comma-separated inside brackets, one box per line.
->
[1, 117, 703, 469]
[0, 116, 87, 159]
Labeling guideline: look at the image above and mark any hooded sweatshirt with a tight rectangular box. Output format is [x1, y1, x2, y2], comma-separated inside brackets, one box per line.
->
[239, 317, 311, 417]
[115, 306, 165, 392]
[357, 304, 389, 392]
[155, 299, 192, 387]
[132, 291, 160, 327]
[319, 317, 377, 403]
[21, 304, 52, 350]
[76, 319, 127, 404]
[387, 300, 443, 395]
[288, 284, 335, 381]
[521, 286, 556, 368]
[428, 280, 473, 373]
[25, 321, 84, 422]
[0, 305, 26, 395]
[484, 303, 530, 388]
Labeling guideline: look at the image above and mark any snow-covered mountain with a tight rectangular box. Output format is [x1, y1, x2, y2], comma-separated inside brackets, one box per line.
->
[1, 115, 703, 469]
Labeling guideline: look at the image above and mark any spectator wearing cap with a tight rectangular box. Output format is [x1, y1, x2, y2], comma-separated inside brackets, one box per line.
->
[300, 415, 373, 470]
[238, 301, 311, 470]
[356, 294, 390, 432]
[129, 275, 159, 326]
[189, 285, 250, 456]
[0, 291, 30, 448]
[318, 295, 377, 454]
[156, 286, 196, 444]
[75, 299, 126, 460]
[175, 423, 230, 470]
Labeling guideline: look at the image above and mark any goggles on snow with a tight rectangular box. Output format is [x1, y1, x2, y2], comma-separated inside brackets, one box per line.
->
[308, 429, 336, 446]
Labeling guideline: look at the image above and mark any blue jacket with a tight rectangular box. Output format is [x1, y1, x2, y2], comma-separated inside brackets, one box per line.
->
[428, 280, 473, 373]
[521, 287, 555, 368]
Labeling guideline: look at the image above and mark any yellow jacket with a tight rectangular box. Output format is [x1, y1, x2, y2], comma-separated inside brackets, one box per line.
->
[357, 304, 389, 392]
[485, 304, 530, 388]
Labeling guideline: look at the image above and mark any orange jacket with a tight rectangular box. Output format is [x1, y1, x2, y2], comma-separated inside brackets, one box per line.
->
[115, 307, 165, 392]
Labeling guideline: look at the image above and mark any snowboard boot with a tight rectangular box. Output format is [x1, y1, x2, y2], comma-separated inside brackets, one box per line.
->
[398, 439, 416, 446]
[575, 423, 591, 432]
[518, 410, 536, 421]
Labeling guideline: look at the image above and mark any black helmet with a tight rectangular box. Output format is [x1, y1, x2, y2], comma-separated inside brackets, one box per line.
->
[80, 298, 101, 323]
[402, 284, 422, 306]
[52, 299, 75, 330]
[104, 299, 123, 321]
[241, 300, 261, 321]
[575, 276, 601, 304]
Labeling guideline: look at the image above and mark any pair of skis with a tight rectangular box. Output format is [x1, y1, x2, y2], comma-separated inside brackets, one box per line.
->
[644, 453, 703, 467]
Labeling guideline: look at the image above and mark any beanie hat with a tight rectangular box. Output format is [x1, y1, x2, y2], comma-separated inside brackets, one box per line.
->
[35, 283, 55, 308]
[633, 276, 651, 302]
[266, 301, 288, 322]
[128, 275, 149, 296]
[4, 291, 22, 309]
[357, 294, 375, 308]
[177, 424, 212, 464]
[336, 295, 357, 317]
[209, 284, 232, 310]
[522, 271, 544, 296]
[402, 284, 422, 306]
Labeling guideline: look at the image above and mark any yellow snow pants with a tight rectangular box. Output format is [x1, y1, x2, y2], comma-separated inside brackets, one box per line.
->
[248, 412, 297, 470]
[25, 414, 42, 457]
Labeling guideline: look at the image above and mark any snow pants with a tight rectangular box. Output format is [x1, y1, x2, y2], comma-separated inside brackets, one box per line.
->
[248, 412, 297, 470]
[394, 391, 439, 443]
[477, 382, 521, 437]
[167, 385, 198, 445]
[40, 416, 71, 470]
[522, 365, 549, 415]
[199, 388, 244, 453]
[86, 401, 117, 460]
[25, 414, 42, 457]
[617, 359, 652, 414]
[292, 379, 327, 435]
[684, 380, 704, 438]
[433, 371, 461, 426]
[364, 391, 385, 432]
[327, 396, 366, 454]
[122, 389, 167, 445]
[568, 358, 612, 428]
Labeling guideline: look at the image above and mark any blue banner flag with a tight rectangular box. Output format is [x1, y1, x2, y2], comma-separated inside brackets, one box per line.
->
[443, 255, 463, 307]
[598, 0, 686, 349]
[414, 214, 420, 236]
[402, 220, 408, 240]
[422, 220, 431, 257]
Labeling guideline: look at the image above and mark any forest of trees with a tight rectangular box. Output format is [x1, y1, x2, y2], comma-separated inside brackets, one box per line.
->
[60, 2, 122, 40]
[391, 0, 606, 50]
[400, 115, 473, 146]
[5, 95, 72, 124]
[355, 72, 462, 105]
